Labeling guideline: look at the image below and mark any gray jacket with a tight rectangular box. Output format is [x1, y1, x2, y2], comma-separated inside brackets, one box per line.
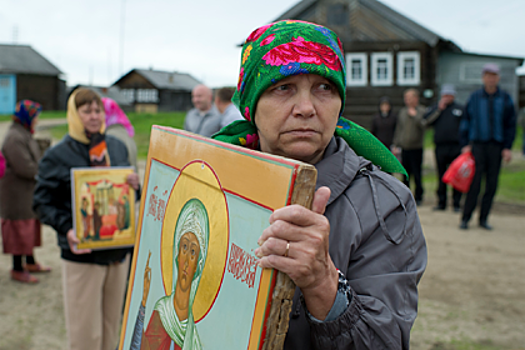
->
[284, 137, 427, 349]
[183, 107, 221, 137]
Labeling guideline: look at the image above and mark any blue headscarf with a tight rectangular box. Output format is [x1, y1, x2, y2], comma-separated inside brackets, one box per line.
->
[13, 100, 42, 132]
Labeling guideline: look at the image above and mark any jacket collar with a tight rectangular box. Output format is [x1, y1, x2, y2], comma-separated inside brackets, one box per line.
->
[315, 137, 368, 206]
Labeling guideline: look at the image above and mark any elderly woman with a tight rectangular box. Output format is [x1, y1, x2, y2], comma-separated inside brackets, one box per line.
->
[213, 21, 427, 349]
[1, 100, 49, 284]
[33, 88, 139, 350]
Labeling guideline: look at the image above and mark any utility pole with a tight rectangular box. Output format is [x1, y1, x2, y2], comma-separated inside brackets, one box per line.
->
[12, 25, 18, 44]
[119, 0, 126, 76]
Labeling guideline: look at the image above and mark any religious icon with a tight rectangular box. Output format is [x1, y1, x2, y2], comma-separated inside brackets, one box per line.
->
[130, 199, 209, 350]
[71, 167, 136, 250]
[119, 127, 316, 350]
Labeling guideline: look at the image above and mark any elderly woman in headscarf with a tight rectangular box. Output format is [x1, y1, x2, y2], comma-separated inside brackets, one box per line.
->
[130, 199, 209, 350]
[33, 88, 140, 350]
[212, 20, 427, 349]
[0, 100, 49, 283]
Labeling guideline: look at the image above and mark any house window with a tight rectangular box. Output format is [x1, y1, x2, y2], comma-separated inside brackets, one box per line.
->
[346, 53, 367, 86]
[460, 63, 485, 84]
[371, 52, 393, 86]
[136, 89, 159, 103]
[397, 51, 420, 86]
[121, 89, 135, 103]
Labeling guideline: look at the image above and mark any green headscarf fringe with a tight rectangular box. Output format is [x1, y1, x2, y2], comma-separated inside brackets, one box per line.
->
[212, 117, 407, 176]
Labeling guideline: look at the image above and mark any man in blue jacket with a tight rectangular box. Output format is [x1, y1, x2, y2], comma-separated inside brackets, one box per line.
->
[459, 63, 517, 230]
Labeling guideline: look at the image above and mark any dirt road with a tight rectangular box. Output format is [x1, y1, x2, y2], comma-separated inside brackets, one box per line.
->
[0, 120, 524, 350]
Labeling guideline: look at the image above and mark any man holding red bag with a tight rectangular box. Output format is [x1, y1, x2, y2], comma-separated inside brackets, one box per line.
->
[459, 63, 517, 230]
[424, 85, 464, 212]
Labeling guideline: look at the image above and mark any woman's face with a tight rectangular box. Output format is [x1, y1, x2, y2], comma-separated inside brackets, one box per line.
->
[254, 74, 341, 164]
[78, 100, 104, 134]
[177, 232, 201, 293]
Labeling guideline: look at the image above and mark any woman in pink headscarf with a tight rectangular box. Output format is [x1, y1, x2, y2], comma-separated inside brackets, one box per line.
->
[102, 98, 138, 169]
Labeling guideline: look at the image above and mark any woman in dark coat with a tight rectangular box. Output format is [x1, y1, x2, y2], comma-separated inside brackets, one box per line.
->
[33, 88, 140, 350]
[0, 100, 50, 283]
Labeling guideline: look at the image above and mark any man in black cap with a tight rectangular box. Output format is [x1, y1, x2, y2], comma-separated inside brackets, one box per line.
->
[459, 63, 517, 230]
[424, 84, 464, 212]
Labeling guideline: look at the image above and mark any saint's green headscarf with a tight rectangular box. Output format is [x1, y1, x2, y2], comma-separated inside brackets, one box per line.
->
[212, 20, 406, 176]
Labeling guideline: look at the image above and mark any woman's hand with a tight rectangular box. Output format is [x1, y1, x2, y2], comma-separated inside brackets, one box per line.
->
[255, 187, 338, 320]
[126, 173, 140, 190]
[66, 229, 92, 255]
[142, 252, 152, 307]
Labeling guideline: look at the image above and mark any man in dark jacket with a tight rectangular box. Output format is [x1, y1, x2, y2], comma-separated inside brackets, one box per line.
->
[459, 63, 517, 230]
[424, 84, 464, 212]
[371, 96, 397, 149]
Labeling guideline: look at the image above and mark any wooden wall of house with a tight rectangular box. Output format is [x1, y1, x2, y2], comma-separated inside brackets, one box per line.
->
[343, 41, 437, 130]
[115, 72, 156, 89]
[16, 74, 63, 110]
[158, 90, 193, 112]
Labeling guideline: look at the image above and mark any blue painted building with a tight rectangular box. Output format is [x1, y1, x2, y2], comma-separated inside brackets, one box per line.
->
[0, 44, 65, 114]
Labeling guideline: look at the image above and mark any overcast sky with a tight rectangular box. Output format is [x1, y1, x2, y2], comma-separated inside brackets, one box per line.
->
[1, 0, 524, 88]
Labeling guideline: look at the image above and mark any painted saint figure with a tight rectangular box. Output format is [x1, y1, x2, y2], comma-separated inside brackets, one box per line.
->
[80, 197, 91, 239]
[131, 199, 209, 350]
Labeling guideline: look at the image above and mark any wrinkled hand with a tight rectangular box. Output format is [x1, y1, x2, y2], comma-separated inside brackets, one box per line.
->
[255, 187, 338, 320]
[502, 149, 512, 163]
[126, 173, 140, 191]
[461, 145, 472, 154]
[66, 229, 92, 255]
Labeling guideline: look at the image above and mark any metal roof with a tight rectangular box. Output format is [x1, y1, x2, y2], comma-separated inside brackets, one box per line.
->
[0, 44, 62, 76]
[273, 0, 461, 49]
[116, 69, 201, 91]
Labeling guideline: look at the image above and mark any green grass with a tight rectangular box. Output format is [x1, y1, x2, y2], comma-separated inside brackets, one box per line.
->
[44, 112, 525, 204]
[0, 110, 69, 121]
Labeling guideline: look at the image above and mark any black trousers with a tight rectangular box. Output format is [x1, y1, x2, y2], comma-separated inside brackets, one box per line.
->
[462, 141, 503, 223]
[402, 148, 424, 202]
[435, 143, 462, 209]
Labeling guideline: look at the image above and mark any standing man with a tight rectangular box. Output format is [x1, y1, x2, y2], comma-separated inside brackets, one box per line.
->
[215, 87, 244, 129]
[184, 84, 221, 137]
[393, 89, 427, 206]
[371, 96, 397, 150]
[423, 84, 464, 212]
[459, 63, 517, 230]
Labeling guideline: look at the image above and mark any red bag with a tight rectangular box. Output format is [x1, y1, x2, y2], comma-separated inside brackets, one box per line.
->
[442, 151, 475, 193]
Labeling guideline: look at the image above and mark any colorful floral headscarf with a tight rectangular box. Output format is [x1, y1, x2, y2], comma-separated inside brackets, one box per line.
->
[102, 97, 135, 138]
[13, 100, 42, 132]
[213, 20, 406, 176]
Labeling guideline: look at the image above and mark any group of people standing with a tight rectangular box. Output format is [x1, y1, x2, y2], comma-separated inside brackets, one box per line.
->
[183, 85, 244, 137]
[0, 18, 518, 350]
[0, 89, 140, 350]
[371, 63, 518, 230]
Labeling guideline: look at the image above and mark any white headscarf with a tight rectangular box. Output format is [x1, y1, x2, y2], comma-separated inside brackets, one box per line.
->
[155, 199, 209, 350]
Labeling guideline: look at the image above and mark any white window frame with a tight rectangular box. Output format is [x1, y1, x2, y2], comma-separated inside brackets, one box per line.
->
[345, 53, 368, 86]
[397, 51, 420, 86]
[371, 52, 393, 86]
